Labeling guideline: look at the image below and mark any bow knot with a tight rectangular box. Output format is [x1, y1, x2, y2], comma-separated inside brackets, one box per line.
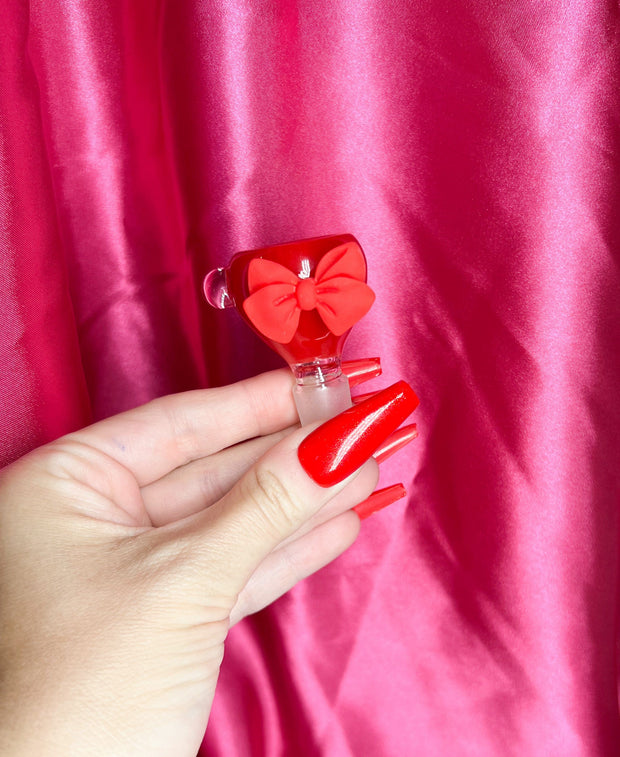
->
[295, 278, 318, 310]
[242, 241, 375, 344]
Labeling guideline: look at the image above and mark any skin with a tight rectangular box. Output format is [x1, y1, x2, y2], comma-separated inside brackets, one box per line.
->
[0, 369, 378, 756]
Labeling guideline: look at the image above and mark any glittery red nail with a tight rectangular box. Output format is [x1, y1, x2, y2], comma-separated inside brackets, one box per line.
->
[298, 381, 419, 487]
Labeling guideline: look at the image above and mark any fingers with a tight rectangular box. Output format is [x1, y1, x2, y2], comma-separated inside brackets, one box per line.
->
[141, 425, 297, 526]
[141, 422, 377, 529]
[186, 424, 364, 590]
[57, 358, 382, 488]
[229, 511, 361, 625]
[184, 381, 418, 593]
[138, 357, 384, 518]
[64, 369, 298, 486]
[273, 458, 378, 549]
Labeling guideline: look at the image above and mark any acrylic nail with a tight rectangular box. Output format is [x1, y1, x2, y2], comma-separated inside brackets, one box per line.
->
[352, 389, 381, 404]
[298, 380, 419, 487]
[341, 357, 381, 388]
[374, 423, 418, 464]
[353, 484, 407, 520]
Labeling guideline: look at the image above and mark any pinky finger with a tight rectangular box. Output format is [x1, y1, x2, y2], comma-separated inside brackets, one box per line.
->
[229, 510, 361, 626]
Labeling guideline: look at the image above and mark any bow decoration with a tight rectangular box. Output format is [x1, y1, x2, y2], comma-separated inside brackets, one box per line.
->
[243, 242, 375, 343]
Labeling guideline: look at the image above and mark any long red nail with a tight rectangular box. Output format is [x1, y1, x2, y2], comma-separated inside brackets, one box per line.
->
[353, 484, 407, 520]
[352, 389, 381, 404]
[374, 423, 418, 464]
[298, 381, 419, 487]
[342, 358, 381, 388]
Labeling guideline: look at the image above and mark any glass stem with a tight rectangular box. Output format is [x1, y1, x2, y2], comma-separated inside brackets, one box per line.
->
[292, 358, 352, 425]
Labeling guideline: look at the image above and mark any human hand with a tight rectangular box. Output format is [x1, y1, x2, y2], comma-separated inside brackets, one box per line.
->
[0, 366, 417, 757]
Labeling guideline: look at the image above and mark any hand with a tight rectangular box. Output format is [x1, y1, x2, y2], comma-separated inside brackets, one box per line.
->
[0, 368, 416, 757]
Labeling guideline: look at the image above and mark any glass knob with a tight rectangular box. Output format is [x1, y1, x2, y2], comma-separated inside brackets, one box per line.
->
[203, 268, 233, 309]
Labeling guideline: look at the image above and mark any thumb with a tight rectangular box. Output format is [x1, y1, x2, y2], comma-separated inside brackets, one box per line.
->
[186, 380, 418, 593]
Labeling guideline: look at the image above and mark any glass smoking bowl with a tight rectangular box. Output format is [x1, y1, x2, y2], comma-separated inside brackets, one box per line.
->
[204, 233, 375, 425]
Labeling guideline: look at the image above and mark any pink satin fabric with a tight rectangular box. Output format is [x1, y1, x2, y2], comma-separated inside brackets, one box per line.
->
[2, 2, 620, 755]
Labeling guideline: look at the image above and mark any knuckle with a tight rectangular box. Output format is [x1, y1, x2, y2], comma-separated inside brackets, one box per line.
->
[244, 466, 304, 536]
[157, 395, 202, 466]
[23, 439, 93, 482]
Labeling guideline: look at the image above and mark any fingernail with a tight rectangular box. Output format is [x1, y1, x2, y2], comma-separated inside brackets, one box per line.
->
[352, 389, 381, 404]
[342, 358, 381, 388]
[353, 484, 407, 520]
[298, 381, 419, 487]
[374, 423, 418, 464]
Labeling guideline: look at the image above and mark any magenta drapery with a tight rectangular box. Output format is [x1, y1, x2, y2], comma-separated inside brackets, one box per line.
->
[2, 1, 620, 754]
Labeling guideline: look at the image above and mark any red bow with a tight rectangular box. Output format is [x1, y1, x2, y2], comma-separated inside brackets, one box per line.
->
[243, 242, 375, 344]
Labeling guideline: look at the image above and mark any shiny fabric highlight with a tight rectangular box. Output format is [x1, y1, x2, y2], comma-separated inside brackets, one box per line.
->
[1, 2, 620, 755]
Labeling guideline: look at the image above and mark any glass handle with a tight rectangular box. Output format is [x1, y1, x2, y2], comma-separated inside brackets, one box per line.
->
[203, 268, 233, 309]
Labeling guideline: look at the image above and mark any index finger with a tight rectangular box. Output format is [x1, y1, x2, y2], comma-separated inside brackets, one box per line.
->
[65, 369, 298, 486]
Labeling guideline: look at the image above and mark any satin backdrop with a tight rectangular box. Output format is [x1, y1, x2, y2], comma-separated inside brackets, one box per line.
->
[2, 1, 620, 754]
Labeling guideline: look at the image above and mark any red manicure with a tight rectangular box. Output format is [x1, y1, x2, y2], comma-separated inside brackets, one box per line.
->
[374, 423, 418, 464]
[342, 358, 381, 388]
[298, 381, 419, 487]
[353, 483, 407, 520]
[352, 389, 381, 404]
